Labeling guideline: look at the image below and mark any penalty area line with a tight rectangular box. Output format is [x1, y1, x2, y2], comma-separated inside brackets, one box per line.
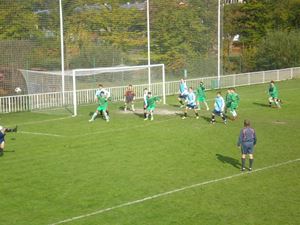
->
[49, 158, 300, 225]
[19, 131, 65, 138]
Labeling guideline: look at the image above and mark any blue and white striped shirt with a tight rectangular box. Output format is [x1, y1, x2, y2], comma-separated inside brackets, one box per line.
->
[214, 96, 225, 112]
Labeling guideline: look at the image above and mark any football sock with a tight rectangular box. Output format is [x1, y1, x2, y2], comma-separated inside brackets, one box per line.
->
[6, 128, 12, 132]
[0, 148, 3, 156]
[91, 112, 98, 120]
[241, 158, 246, 169]
[180, 100, 184, 105]
[195, 112, 199, 117]
[221, 114, 226, 121]
[249, 158, 254, 168]
[144, 113, 147, 118]
[106, 110, 109, 116]
[211, 114, 215, 122]
[103, 111, 109, 120]
[184, 112, 187, 117]
[131, 105, 135, 111]
[205, 102, 209, 110]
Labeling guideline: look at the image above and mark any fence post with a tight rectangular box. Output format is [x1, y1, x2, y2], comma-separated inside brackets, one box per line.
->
[263, 71, 265, 83]
[248, 73, 251, 85]
[8, 97, 11, 113]
[291, 68, 294, 79]
[277, 70, 280, 81]
[233, 75, 236, 87]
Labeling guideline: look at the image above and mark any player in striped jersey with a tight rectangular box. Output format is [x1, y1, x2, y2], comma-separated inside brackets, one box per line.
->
[182, 87, 199, 119]
[178, 79, 188, 108]
[211, 92, 227, 124]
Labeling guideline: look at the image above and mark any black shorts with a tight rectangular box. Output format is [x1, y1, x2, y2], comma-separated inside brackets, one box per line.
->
[125, 96, 134, 103]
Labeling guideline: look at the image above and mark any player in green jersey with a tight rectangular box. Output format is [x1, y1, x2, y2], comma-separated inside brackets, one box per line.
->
[229, 88, 240, 120]
[196, 81, 209, 111]
[225, 88, 232, 114]
[144, 92, 161, 121]
[268, 80, 281, 108]
[89, 91, 109, 122]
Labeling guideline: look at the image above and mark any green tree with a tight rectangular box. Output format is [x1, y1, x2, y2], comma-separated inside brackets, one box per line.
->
[255, 30, 300, 70]
[0, 0, 41, 39]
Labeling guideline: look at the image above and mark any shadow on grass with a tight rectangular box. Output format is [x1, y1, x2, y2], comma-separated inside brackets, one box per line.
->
[169, 104, 182, 109]
[133, 112, 145, 118]
[201, 115, 211, 123]
[216, 154, 241, 169]
[253, 102, 270, 108]
[4, 150, 15, 153]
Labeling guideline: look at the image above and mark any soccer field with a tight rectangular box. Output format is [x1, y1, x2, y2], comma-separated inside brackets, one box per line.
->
[1, 79, 300, 225]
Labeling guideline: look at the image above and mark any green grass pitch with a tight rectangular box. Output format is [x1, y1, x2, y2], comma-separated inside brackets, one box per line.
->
[0, 79, 299, 225]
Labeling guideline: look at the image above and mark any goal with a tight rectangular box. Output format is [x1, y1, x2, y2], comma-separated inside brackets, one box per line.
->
[71, 64, 166, 116]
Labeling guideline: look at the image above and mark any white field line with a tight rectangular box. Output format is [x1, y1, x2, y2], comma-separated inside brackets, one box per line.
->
[49, 158, 300, 225]
[19, 131, 65, 138]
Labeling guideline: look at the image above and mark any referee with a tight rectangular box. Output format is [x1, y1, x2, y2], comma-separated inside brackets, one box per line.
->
[237, 120, 257, 171]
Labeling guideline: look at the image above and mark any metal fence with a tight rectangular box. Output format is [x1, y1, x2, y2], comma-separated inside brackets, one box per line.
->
[0, 67, 299, 114]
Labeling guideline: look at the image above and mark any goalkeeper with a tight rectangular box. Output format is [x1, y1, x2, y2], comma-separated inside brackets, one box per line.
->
[0, 125, 18, 157]
[89, 91, 109, 122]
[144, 92, 161, 121]
[124, 84, 135, 112]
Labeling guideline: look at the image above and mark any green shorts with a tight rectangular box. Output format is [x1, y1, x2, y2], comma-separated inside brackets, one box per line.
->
[147, 106, 156, 111]
[97, 105, 107, 112]
[197, 96, 206, 102]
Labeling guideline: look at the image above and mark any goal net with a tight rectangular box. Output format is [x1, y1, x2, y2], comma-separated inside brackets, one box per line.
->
[20, 64, 166, 116]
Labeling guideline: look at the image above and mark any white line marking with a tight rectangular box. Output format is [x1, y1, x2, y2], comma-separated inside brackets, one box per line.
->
[49, 158, 300, 225]
[19, 131, 65, 137]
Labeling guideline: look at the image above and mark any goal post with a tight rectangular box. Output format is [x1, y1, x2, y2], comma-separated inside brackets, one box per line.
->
[71, 64, 166, 117]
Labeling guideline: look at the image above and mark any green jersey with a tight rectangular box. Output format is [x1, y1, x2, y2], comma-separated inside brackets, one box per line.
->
[225, 92, 233, 108]
[146, 96, 160, 110]
[97, 96, 108, 111]
[269, 84, 278, 98]
[230, 92, 240, 108]
[196, 85, 206, 98]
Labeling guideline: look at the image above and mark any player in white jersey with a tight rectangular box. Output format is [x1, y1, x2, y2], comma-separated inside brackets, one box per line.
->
[182, 87, 199, 119]
[95, 84, 110, 99]
[211, 92, 227, 124]
[143, 88, 148, 119]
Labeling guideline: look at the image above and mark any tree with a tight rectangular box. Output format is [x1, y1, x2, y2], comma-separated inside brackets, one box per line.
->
[0, 1, 41, 39]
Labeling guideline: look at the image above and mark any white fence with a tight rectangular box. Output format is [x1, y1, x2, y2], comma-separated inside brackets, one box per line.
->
[1, 67, 299, 113]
